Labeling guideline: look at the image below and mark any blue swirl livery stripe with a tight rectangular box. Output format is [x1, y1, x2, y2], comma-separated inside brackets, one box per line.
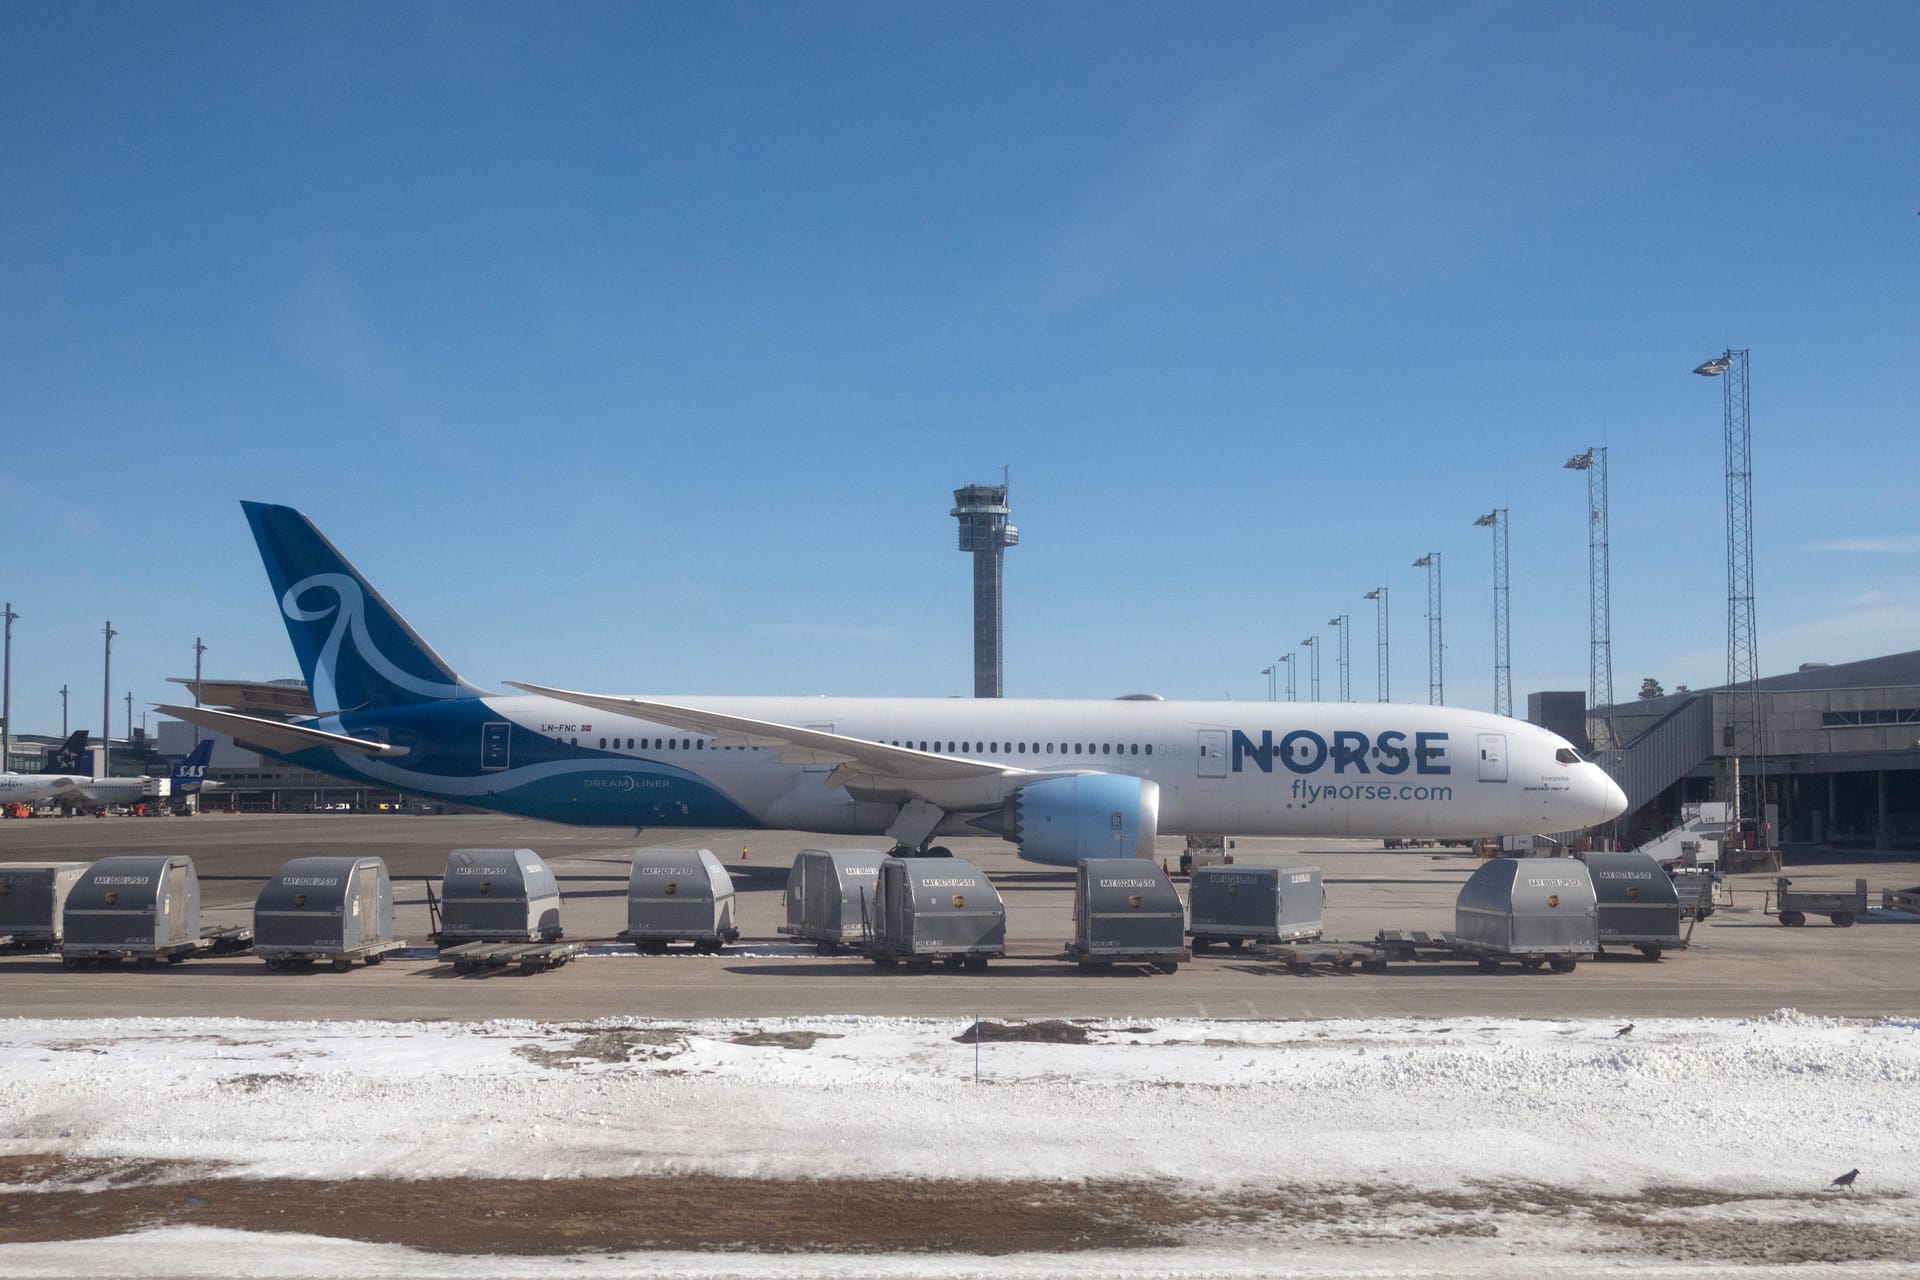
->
[289, 701, 761, 829]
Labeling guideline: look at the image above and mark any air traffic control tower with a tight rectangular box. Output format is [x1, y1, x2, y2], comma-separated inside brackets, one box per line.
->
[951, 482, 1018, 698]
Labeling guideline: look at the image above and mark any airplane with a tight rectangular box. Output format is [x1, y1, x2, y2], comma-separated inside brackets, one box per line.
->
[156, 502, 1627, 864]
[0, 739, 216, 810]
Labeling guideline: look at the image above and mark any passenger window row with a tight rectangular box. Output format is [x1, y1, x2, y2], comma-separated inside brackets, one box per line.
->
[591, 737, 717, 751]
[576, 735, 1157, 758]
[884, 740, 1152, 757]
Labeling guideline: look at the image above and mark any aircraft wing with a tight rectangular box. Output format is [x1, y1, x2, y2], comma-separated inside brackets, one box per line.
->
[508, 683, 1024, 783]
[153, 705, 405, 758]
[36, 776, 102, 804]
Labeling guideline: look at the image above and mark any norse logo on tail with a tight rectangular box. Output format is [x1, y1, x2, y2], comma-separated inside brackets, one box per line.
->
[244, 502, 485, 712]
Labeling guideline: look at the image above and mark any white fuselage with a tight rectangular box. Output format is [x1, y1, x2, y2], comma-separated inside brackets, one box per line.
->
[0, 773, 167, 807]
[335, 692, 1624, 840]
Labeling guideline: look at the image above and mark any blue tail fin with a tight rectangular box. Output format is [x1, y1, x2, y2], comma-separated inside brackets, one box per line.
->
[242, 502, 485, 713]
[47, 730, 88, 773]
[171, 740, 214, 792]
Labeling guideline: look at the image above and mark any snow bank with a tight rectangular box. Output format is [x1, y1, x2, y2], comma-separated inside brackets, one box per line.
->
[2, 1011, 1915, 1195]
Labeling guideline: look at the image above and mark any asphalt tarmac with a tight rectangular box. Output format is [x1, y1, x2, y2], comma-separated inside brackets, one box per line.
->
[4, 813, 1916, 1021]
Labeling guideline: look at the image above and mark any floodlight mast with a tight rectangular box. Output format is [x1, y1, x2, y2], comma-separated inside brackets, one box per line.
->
[1563, 449, 1614, 751]
[1301, 636, 1320, 701]
[1472, 510, 1511, 717]
[1327, 616, 1351, 701]
[1695, 348, 1765, 843]
[1411, 554, 1442, 705]
[1363, 588, 1388, 701]
[100, 621, 116, 779]
[1, 602, 15, 771]
[1277, 651, 1296, 701]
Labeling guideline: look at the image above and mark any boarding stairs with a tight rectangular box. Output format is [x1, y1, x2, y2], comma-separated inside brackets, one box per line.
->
[1633, 801, 1734, 868]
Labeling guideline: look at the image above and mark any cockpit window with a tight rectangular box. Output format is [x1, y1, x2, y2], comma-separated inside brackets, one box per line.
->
[1555, 747, 1586, 765]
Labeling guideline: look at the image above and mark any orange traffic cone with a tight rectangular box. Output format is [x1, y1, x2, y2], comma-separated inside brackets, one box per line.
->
[741, 846, 749, 861]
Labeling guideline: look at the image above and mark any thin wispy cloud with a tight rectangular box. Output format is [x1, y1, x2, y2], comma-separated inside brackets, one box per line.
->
[1037, 2, 1503, 307]
[1809, 536, 1920, 554]
[753, 622, 902, 645]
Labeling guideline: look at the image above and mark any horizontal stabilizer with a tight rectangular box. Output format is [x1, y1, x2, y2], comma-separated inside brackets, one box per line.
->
[153, 705, 404, 758]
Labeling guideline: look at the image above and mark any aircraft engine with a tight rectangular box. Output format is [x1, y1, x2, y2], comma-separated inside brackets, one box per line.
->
[1004, 773, 1160, 866]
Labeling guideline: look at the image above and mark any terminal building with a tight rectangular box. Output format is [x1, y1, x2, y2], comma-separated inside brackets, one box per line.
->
[1531, 649, 1920, 852]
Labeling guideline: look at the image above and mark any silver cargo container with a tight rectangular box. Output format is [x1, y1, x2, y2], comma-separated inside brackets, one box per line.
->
[1584, 851, 1685, 957]
[779, 848, 888, 951]
[61, 854, 201, 963]
[1188, 865, 1323, 950]
[1454, 857, 1598, 967]
[1070, 858, 1185, 972]
[0, 862, 89, 947]
[437, 848, 563, 943]
[868, 856, 1005, 969]
[622, 847, 739, 952]
[255, 856, 400, 970]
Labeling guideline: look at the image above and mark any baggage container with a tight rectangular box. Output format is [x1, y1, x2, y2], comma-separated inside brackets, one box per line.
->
[621, 847, 739, 952]
[868, 856, 1005, 970]
[1453, 857, 1598, 971]
[1584, 851, 1685, 958]
[436, 848, 563, 943]
[0, 862, 89, 948]
[1188, 865, 1323, 951]
[254, 856, 402, 971]
[61, 854, 202, 965]
[1068, 857, 1185, 972]
[779, 848, 888, 951]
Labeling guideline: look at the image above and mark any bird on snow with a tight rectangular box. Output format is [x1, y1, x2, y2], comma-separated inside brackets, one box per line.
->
[1829, 1169, 1860, 1191]
[1613, 1023, 1634, 1038]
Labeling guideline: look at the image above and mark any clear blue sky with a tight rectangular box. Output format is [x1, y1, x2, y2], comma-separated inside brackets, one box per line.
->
[3, 1, 1917, 739]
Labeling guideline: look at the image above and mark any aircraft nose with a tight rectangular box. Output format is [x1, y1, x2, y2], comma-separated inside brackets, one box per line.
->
[1597, 772, 1628, 823]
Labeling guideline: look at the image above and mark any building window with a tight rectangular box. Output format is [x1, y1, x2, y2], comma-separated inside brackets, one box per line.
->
[1823, 708, 1920, 727]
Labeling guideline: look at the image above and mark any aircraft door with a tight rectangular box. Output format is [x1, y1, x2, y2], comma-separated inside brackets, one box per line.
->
[1196, 730, 1228, 778]
[1478, 733, 1508, 783]
[481, 722, 511, 771]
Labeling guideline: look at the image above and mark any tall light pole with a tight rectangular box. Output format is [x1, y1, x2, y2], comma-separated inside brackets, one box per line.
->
[100, 621, 117, 778]
[1327, 616, 1351, 701]
[1696, 349, 1763, 840]
[1473, 509, 1512, 717]
[1278, 651, 1296, 702]
[1412, 554, 1443, 705]
[1364, 588, 1388, 702]
[1, 601, 16, 772]
[1301, 636, 1320, 701]
[1261, 664, 1277, 702]
[124, 691, 133, 743]
[1564, 449, 1614, 750]
[192, 636, 208, 746]
[59, 685, 69, 736]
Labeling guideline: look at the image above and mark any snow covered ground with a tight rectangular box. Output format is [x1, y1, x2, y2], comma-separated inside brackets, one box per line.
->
[2, 1011, 1916, 1278]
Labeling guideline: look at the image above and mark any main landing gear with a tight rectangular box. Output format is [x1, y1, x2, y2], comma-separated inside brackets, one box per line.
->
[889, 844, 954, 858]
